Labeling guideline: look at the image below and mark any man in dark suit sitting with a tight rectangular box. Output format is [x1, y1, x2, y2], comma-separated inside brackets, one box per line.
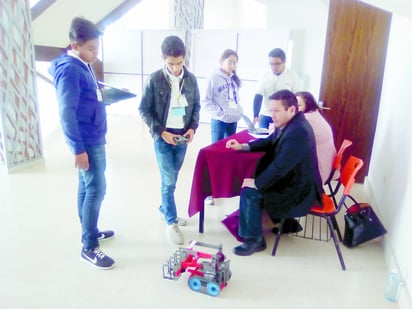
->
[226, 89, 323, 256]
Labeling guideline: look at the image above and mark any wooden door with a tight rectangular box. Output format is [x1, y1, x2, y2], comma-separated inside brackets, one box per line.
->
[319, 0, 391, 182]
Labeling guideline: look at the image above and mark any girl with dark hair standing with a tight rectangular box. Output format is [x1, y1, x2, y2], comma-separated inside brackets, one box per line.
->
[203, 49, 243, 143]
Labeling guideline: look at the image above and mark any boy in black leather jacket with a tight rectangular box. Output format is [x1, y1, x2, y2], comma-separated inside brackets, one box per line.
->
[139, 36, 200, 245]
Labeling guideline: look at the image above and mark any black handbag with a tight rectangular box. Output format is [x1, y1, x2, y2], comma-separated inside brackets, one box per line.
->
[343, 202, 387, 247]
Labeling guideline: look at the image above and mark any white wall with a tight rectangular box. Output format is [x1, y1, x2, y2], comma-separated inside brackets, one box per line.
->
[35, 62, 60, 139]
[204, 0, 329, 98]
[368, 13, 412, 308]
[266, 0, 329, 99]
[204, 0, 267, 29]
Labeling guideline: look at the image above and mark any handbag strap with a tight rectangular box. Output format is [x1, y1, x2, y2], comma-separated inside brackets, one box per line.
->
[343, 194, 359, 211]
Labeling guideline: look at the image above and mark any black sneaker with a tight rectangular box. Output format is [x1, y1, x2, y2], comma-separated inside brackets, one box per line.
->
[81, 247, 115, 269]
[233, 237, 267, 256]
[97, 230, 115, 241]
[271, 219, 303, 234]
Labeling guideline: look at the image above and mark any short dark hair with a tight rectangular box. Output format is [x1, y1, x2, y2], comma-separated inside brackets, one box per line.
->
[269, 89, 298, 111]
[295, 91, 318, 112]
[161, 36, 186, 58]
[69, 17, 102, 45]
[268, 48, 286, 62]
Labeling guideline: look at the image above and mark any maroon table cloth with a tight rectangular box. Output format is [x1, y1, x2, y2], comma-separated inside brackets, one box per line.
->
[188, 130, 264, 233]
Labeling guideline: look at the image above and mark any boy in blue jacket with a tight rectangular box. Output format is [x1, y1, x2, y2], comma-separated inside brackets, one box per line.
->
[49, 17, 115, 269]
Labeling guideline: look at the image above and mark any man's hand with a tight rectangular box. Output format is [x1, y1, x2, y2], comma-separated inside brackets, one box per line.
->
[226, 139, 242, 150]
[75, 152, 89, 170]
[268, 123, 275, 135]
[242, 178, 257, 189]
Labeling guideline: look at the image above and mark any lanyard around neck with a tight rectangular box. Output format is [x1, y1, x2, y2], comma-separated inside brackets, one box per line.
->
[87, 64, 100, 89]
[163, 68, 185, 94]
[227, 78, 237, 103]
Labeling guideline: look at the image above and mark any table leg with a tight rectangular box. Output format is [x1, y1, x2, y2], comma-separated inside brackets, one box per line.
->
[199, 208, 204, 233]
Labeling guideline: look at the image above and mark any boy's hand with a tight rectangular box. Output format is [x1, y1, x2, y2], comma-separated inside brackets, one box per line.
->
[183, 128, 195, 143]
[75, 152, 89, 170]
[161, 131, 177, 145]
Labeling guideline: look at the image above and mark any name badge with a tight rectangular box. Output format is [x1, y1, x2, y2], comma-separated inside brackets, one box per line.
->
[96, 89, 103, 103]
[172, 107, 186, 116]
[177, 94, 189, 107]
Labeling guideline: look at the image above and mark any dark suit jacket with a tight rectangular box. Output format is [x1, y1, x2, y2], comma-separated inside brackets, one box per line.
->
[249, 112, 323, 219]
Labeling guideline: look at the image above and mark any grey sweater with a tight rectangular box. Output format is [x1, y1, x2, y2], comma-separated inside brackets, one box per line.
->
[202, 69, 243, 123]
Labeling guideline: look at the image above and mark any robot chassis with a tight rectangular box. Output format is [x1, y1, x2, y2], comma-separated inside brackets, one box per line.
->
[162, 240, 232, 296]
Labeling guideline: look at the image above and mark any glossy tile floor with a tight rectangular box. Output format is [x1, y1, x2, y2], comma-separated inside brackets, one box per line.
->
[0, 114, 398, 308]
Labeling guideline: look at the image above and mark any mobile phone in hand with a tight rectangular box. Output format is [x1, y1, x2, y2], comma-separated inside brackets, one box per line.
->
[173, 135, 189, 145]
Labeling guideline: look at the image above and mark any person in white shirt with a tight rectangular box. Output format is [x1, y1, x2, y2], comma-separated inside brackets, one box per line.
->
[253, 48, 301, 128]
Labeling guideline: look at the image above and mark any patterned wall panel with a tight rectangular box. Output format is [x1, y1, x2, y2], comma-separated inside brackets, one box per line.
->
[174, 0, 204, 68]
[0, 0, 43, 169]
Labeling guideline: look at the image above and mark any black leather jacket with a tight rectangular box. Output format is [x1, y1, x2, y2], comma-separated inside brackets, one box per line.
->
[139, 67, 201, 140]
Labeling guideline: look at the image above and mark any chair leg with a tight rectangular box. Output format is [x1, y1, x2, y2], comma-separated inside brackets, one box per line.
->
[326, 182, 333, 195]
[331, 215, 342, 241]
[271, 218, 285, 256]
[326, 217, 346, 271]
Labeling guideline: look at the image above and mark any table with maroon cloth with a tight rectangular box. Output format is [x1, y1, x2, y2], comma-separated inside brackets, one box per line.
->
[188, 130, 264, 233]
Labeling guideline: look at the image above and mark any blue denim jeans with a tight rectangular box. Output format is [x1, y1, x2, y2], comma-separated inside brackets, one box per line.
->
[258, 115, 273, 129]
[239, 187, 264, 240]
[77, 145, 106, 250]
[154, 138, 187, 225]
[211, 119, 237, 143]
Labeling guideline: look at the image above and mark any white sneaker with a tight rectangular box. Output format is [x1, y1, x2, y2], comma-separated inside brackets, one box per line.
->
[205, 196, 214, 205]
[174, 217, 187, 226]
[159, 208, 187, 226]
[168, 224, 184, 245]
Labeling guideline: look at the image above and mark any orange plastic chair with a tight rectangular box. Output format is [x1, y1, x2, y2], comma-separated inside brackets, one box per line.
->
[323, 139, 353, 241]
[324, 139, 353, 196]
[271, 155, 364, 271]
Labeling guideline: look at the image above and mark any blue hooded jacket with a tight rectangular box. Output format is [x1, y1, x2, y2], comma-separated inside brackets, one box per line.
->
[49, 54, 107, 155]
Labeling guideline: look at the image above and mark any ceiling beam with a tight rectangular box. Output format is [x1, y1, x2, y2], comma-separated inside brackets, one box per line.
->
[32, 0, 143, 61]
[96, 0, 143, 30]
[31, 0, 56, 20]
[35, 45, 66, 61]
